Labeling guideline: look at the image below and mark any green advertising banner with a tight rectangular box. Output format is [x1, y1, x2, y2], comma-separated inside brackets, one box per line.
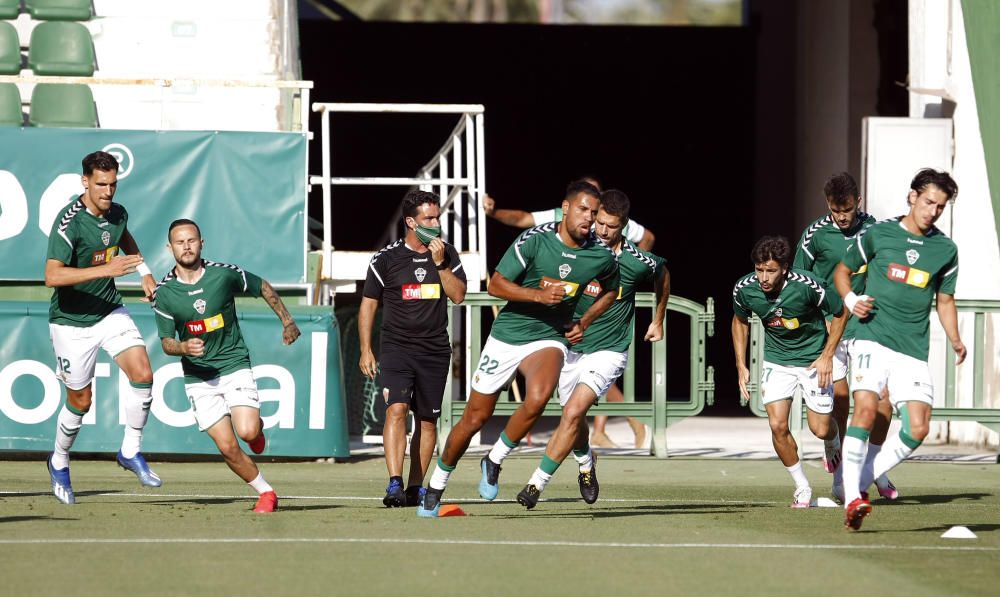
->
[0, 301, 350, 457]
[0, 128, 307, 284]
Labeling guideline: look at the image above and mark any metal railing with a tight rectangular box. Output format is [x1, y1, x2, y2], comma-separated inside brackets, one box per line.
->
[439, 292, 716, 458]
[743, 300, 1000, 436]
[308, 103, 488, 303]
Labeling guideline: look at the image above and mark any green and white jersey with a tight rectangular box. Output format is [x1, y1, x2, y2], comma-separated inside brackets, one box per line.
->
[793, 211, 875, 293]
[841, 217, 958, 361]
[531, 207, 647, 245]
[574, 239, 665, 354]
[46, 198, 127, 327]
[492, 222, 620, 346]
[152, 260, 264, 383]
[732, 269, 843, 366]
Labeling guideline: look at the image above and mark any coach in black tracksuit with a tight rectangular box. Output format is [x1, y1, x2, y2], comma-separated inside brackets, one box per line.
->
[359, 190, 467, 508]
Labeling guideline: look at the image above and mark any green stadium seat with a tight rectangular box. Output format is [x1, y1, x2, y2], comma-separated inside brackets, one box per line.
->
[0, 0, 20, 20]
[28, 21, 96, 76]
[29, 83, 97, 128]
[0, 22, 21, 75]
[25, 0, 93, 21]
[0, 83, 24, 126]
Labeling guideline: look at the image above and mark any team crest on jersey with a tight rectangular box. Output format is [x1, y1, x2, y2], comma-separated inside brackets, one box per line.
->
[558, 263, 572, 279]
[414, 267, 427, 282]
[774, 308, 783, 317]
[101, 230, 111, 247]
[906, 249, 919, 265]
[193, 298, 206, 314]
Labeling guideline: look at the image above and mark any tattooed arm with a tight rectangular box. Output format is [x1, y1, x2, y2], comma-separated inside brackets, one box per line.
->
[261, 280, 301, 345]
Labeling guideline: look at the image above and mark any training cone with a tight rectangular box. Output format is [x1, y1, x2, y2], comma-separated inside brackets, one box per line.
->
[814, 497, 838, 508]
[438, 504, 466, 517]
[941, 526, 977, 539]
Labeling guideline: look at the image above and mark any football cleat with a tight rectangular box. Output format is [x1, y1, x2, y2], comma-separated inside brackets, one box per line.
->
[478, 456, 502, 501]
[844, 497, 872, 531]
[47, 455, 75, 505]
[382, 478, 406, 507]
[875, 476, 899, 500]
[116, 451, 162, 487]
[416, 488, 443, 518]
[516, 484, 542, 510]
[248, 430, 266, 455]
[253, 491, 278, 513]
[578, 458, 599, 504]
[823, 440, 842, 474]
[791, 485, 813, 508]
[404, 485, 427, 507]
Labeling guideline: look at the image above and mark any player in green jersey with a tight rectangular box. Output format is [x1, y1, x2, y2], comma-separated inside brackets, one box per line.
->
[510, 189, 670, 509]
[45, 151, 160, 505]
[793, 172, 897, 503]
[733, 236, 848, 507]
[834, 169, 966, 530]
[418, 181, 620, 517]
[152, 219, 301, 513]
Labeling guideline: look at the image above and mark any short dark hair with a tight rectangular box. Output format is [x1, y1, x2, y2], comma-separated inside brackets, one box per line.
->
[751, 235, 792, 268]
[565, 180, 601, 202]
[82, 151, 120, 176]
[168, 218, 202, 241]
[823, 172, 859, 205]
[599, 189, 630, 222]
[401, 189, 440, 218]
[575, 175, 603, 192]
[910, 168, 958, 201]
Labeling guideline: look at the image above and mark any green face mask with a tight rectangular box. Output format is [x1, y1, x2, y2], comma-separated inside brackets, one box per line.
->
[414, 225, 441, 245]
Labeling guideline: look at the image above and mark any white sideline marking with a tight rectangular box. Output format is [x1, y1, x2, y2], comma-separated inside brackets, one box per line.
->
[0, 537, 995, 552]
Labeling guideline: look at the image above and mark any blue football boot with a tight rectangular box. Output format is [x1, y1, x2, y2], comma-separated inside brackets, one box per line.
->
[382, 478, 406, 507]
[116, 451, 162, 487]
[416, 487, 443, 518]
[478, 456, 501, 501]
[47, 455, 75, 505]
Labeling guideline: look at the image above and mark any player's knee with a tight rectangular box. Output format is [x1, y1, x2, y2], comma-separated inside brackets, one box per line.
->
[129, 364, 153, 386]
[460, 408, 491, 431]
[385, 403, 409, 423]
[234, 421, 258, 443]
[67, 387, 93, 411]
[768, 418, 789, 437]
[809, 419, 831, 439]
[908, 420, 930, 441]
[216, 438, 242, 460]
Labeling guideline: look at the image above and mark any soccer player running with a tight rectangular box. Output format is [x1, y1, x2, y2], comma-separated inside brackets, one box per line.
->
[45, 150, 161, 505]
[152, 219, 300, 513]
[417, 181, 620, 517]
[834, 169, 965, 531]
[512, 189, 670, 509]
[732, 236, 848, 508]
[793, 172, 897, 503]
[358, 190, 467, 508]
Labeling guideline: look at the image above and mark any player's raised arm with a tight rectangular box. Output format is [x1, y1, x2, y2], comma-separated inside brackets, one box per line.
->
[483, 194, 536, 228]
[260, 280, 300, 345]
[429, 237, 467, 304]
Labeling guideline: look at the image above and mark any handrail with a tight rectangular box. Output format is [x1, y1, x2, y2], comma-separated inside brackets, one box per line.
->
[440, 291, 716, 458]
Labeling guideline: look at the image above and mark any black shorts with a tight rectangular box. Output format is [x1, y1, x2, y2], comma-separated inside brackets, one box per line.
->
[378, 348, 450, 420]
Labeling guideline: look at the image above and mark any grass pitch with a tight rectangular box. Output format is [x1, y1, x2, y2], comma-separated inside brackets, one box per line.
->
[1, 455, 998, 596]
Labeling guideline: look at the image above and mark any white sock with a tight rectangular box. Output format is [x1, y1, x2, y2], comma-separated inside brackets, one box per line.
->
[858, 443, 882, 490]
[53, 405, 85, 469]
[573, 448, 593, 473]
[842, 434, 869, 505]
[785, 461, 809, 489]
[488, 434, 517, 466]
[248, 472, 273, 495]
[121, 383, 152, 458]
[527, 467, 553, 492]
[872, 433, 915, 480]
[429, 463, 453, 491]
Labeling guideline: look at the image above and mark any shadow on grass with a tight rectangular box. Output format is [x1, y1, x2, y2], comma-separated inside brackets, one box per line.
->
[478, 503, 761, 519]
[0, 515, 78, 523]
[884, 492, 992, 506]
[900, 523, 1000, 534]
[277, 504, 342, 512]
[1, 490, 123, 499]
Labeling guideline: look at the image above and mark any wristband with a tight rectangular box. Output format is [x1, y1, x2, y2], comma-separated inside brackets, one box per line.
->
[844, 291, 870, 314]
[435, 261, 448, 270]
[136, 262, 152, 277]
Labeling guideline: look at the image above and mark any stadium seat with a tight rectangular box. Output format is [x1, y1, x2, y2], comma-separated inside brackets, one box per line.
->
[0, 83, 23, 126]
[24, 0, 93, 21]
[0, 22, 21, 75]
[28, 21, 96, 76]
[0, 0, 19, 20]
[28, 83, 98, 127]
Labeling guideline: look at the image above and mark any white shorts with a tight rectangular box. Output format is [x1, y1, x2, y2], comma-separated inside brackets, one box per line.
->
[760, 361, 834, 414]
[849, 339, 934, 407]
[470, 335, 568, 395]
[558, 349, 628, 406]
[185, 368, 260, 431]
[49, 306, 146, 391]
[833, 339, 849, 382]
